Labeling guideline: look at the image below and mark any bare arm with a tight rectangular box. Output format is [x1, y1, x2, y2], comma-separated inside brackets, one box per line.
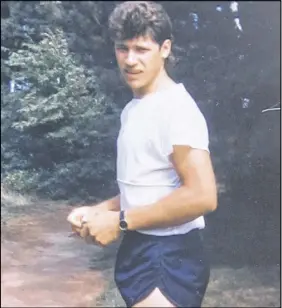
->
[125, 145, 217, 231]
[94, 194, 120, 211]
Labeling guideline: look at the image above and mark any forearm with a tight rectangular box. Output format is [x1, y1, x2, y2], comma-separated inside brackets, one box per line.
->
[126, 187, 217, 231]
[94, 195, 120, 211]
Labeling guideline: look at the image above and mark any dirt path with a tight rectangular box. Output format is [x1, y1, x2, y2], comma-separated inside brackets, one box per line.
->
[1, 205, 280, 307]
[1, 206, 118, 307]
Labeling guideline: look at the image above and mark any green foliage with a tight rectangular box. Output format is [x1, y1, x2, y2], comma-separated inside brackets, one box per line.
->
[1, 1, 280, 203]
[7, 29, 108, 133]
[2, 27, 119, 200]
[3, 169, 40, 193]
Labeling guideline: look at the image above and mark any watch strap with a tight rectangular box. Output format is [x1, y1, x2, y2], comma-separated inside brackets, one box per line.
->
[119, 210, 128, 231]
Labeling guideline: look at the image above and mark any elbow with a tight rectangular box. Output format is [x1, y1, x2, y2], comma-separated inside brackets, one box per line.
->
[206, 194, 217, 213]
[182, 186, 217, 215]
[202, 192, 218, 214]
[208, 198, 217, 213]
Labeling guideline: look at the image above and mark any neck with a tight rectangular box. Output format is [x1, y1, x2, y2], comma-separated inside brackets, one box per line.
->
[133, 68, 176, 99]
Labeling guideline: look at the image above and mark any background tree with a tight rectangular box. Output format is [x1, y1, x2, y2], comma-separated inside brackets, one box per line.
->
[2, 21, 119, 201]
[1, 1, 280, 209]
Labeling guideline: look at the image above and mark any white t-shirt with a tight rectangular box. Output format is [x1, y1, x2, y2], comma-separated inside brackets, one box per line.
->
[116, 83, 209, 236]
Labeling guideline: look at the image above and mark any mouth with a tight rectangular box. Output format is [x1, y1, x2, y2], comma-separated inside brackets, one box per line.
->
[124, 70, 142, 76]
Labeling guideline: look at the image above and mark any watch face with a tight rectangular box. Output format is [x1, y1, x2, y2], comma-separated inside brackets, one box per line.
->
[120, 220, 128, 230]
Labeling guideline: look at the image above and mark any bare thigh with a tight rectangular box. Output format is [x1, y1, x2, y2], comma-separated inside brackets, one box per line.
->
[133, 287, 176, 307]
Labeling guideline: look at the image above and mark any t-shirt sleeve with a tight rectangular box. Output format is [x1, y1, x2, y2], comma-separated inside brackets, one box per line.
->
[120, 101, 131, 125]
[164, 100, 210, 156]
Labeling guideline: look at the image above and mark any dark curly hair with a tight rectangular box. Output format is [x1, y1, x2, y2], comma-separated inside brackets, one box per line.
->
[108, 1, 173, 46]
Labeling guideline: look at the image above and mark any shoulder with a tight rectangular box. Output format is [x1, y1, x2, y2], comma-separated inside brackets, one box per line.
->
[170, 84, 207, 123]
[120, 99, 135, 124]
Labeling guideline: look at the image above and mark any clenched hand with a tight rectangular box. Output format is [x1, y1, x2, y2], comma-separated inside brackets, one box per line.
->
[83, 210, 121, 246]
[67, 206, 121, 246]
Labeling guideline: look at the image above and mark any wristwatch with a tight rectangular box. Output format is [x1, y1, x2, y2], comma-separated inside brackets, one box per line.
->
[119, 210, 128, 231]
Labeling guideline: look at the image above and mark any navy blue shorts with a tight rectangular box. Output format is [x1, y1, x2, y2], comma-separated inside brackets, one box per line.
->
[114, 229, 210, 307]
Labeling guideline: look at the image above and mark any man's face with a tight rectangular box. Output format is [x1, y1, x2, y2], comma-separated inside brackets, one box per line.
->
[114, 35, 171, 93]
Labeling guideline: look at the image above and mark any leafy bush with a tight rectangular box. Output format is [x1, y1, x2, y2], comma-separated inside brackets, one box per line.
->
[2, 28, 120, 200]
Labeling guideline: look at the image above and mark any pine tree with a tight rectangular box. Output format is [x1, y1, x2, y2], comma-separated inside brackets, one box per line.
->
[2, 28, 119, 200]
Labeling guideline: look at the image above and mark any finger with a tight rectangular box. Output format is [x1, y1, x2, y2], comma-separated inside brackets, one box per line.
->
[98, 241, 106, 247]
[71, 224, 81, 234]
[79, 223, 89, 238]
[95, 235, 107, 247]
[67, 207, 89, 227]
[68, 212, 85, 227]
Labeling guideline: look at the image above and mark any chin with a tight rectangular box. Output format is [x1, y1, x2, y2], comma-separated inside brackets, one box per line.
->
[126, 79, 145, 90]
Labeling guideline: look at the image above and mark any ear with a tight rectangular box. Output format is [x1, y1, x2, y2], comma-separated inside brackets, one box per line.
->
[160, 39, 172, 60]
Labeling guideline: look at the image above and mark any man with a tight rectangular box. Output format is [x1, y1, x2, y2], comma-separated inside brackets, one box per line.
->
[67, 1, 217, 307]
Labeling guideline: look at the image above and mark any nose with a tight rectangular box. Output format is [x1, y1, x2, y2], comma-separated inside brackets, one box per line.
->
[124, 50, 137, 66]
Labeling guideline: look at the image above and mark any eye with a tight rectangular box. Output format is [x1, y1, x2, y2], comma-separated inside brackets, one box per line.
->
[135, 47, 149, 53]
[116, 45, 128, 52]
